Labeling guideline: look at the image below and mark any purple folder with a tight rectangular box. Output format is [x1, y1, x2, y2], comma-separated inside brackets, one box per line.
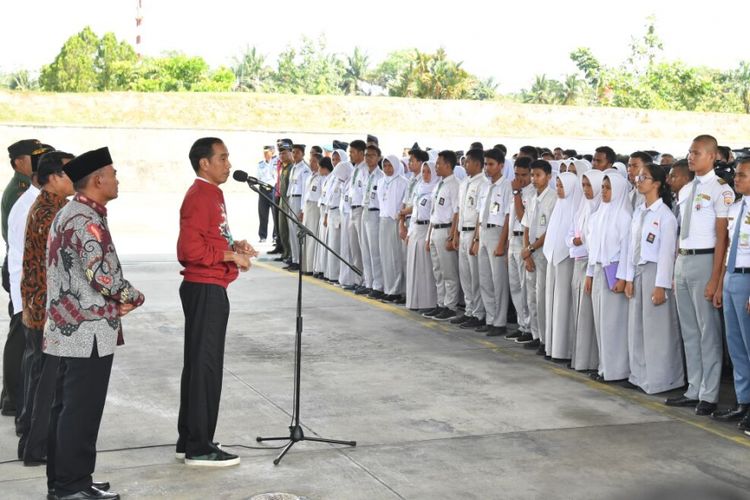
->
[603, 262, 619, 290]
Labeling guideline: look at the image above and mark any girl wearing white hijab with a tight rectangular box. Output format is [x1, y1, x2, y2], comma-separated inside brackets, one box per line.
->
[314, 158, 334, 278]
[624, 163, 684, 394]
[566, 170, 604, 371]
[378, 155, 410, 301]
[585, 173, 632, 382]
[325, 153, 352, 282]
[569, 158, 592, 177]
[405, 161, 439, 310]
[543, 172, 582, 360]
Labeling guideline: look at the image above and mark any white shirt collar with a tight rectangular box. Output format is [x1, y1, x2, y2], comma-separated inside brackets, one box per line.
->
[196, 176, 211, 184]
[644, 197, 664, 212]
[696, 169, 716, 184]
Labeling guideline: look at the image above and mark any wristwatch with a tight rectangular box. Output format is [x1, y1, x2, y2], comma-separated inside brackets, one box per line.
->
[513, 189, 521, 195]
[527, 245, 535, 253]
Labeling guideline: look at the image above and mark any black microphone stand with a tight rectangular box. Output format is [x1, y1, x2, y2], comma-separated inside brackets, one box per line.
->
[241, 177, 360, 465]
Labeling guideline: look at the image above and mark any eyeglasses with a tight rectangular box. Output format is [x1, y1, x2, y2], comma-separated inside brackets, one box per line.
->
[635, 175, 653, 183]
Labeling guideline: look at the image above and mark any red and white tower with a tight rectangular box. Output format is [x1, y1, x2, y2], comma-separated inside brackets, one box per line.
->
[135, 0, 143, 59]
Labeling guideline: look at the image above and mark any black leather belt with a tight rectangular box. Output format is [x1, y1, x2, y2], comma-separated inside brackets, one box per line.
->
[461, 226, 476, 232]
[291, 194, 302, 198]
[432, 223, 451, 229]
[512, 231, 524, 236]
[415, 220, 429, 225]
[369, 208, 380, 211]
[733, 268, 750, 274]
[486, 223, 501, 228]
[678, 248, 714, 256]
[351, 205, 363, 209]
[329, 206, 339, 210]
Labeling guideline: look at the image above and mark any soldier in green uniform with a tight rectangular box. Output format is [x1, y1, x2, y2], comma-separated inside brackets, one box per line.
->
[1, 139, 40, 416]
[277, 140, 293, 264]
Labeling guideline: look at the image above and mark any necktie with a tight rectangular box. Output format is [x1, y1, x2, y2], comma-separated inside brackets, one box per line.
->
[530, 193, 541, 241]
[631, 190, 637, 211]
[728, 202, 746, 273]
[633, 207, 648, 265]
[483, 183, 496, 227]
[680, 181, 698, 241]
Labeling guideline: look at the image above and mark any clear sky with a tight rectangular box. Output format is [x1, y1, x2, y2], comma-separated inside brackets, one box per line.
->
[2, 0, 748, 92]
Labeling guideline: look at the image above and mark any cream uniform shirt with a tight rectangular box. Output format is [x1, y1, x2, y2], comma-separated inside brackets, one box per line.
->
[458, 173, 490, 229]
[625, 198, 678, 288]
[478, 176, 512, 227]
[522, 187, 557, 244]
[677, 170, 734, 249]
[727, 197, 750, 269]
[430, 174, 460, 225]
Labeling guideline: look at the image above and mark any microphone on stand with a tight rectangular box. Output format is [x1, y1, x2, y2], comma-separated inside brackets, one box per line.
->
[232, 170, 273, 189]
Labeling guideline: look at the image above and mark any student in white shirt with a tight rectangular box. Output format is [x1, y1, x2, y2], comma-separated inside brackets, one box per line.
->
[472, 148, 512, 336]
[286, 144, 311, 270]
[585, 173, 631, 382]
[624, 163, 684, 394]
[325, 153, 351, 283]
[567, 170, 604, 372]
[314, 157, 333, 278]
[360, 145, 385, 299]
[543, 172, 582, 361]
[713, 158, 750, 427]
[377, 155, 409, 302]
[423, 151, 461, 321]
[453, 149, 490, 330]
[300, 152, 323, 275]
[405, 161, 438, 310]
[667, 135, 733, 415]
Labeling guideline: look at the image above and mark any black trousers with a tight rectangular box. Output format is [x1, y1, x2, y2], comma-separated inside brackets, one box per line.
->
[18, 326, 45, 459]
[178, 281, 229, 457]
[1, 312, 25, 415]
[48, 346, 113, 496]
[272, 194, 281, 247]
[258, 186, 274, 240]
[23, 352, 58, 463]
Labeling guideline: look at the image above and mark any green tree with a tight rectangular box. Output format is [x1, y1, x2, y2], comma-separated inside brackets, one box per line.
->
[732, 61, 750, 113]
[6, 70, 38, 90]
[469, 77, 499, 100]
[40, 26, 100, 91]
[627, 15, 663, 75]
[97, 32, 138, 90]
[522, 74, 562, 104]
[341, 47, 370, 95]
[272, 36, 344, 95]
[372, 50, 416, 94]
[558, 74, 582, 105]
[233, 46, 271, 92]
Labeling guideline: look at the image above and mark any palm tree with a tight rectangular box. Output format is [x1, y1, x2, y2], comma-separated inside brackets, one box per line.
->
[233, 46, 268, 92]
[341, 47, 370, 95]
[559, 74, 582, 105]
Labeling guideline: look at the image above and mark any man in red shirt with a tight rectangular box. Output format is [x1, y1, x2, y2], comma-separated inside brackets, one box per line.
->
[176, 137, 257, 467]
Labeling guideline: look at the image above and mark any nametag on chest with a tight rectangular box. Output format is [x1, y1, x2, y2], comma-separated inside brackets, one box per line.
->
[491, 202, 500, 215]
[312, 185, 317, 192]
[540, 214, 547, 226]
[646, 232, 656, 244]
[439, 197, 445, 206]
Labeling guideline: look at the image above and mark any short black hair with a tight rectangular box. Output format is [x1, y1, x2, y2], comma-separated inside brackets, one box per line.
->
[519, 145, 538, 159]
[319, 156, 333, 172]
[530, 159, 552, 175]
[438, 150, 457, 168]
[38, 151, 75, 186]
[563, 149, 578, 158]
[671, 158, 695, 181]
[718, 145, 732, 162]
[409, 149, 429, 163]
[465, 148, 485, 165]
[483, 148, 504, 164]
[629, 151, 653, 165]
[595, 146, 616, 165]
[494, 144, 507, 154]
[693, 134, 718, 153]
[293, 144, 306, 153]
[349, 140, 367, 152]
[470, 141, 483, 150]
[514, 156, 532, 170]
[311, 145, 323, 155]
[189, 137, 223, 173]
[365, 144, 381, 156]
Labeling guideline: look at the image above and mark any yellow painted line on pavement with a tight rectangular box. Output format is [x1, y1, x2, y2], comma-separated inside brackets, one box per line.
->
[256, 259, 750, 449]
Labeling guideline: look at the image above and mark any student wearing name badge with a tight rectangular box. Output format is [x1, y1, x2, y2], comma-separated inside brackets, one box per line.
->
[346, 140, 368, 289]
[519, 160, 556, 352]
[712, 158, 750, 430]
[314, 157, 334, 279]
[585, 173, 632, 382]
[624, 163, 684, 394]
[377, 155, 409, 302]
[567, 170, 604, 372]
[361, 145, 385, 299]
[300, 152, 323, 275]
[405, 161, 438, 310]
[325, 151, 351, 283]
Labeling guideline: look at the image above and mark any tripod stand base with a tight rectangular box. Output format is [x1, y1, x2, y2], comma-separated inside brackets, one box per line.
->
[257, 425, 356, 465]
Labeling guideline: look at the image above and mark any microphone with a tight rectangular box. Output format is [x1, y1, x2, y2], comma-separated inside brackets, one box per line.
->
[233, 170, 272, 189]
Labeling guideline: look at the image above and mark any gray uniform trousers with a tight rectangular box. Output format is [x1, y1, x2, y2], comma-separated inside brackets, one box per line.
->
[508, 235, 530, 332]
[525, 251, 548, 340]
[363, 209, 384, 291]
[302, 201, 320, 274]
[459, 230, 485, 319]
[546, 257, 575, 359]
[429, 227, 460, 310]
[338, 211, 358, 286]
[405, 224, 437, 309]
[628, 262, 685, 394]
[571, 259, 598, 371]
[325, 209, 342, 280]
[314, 208, 328, 274]
[591, 264, 630, 381]
[478, 226, 509, 327]
[289, 196, 303, 264]
[348, 207, 364, 278]
[674, 253, 723, 403]
[379, 218, 404, 295]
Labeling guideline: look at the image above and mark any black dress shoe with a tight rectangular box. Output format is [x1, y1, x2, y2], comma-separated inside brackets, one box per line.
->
[57, 486, 119, 499]
[738, 413, 750, 431]
[394, 296, 406, 304]
[536, 344, 546, 355]
[504, 329, 523, 339]
[712, 404, 750, 422]
[621, 380, 639, 390]
[523, 338, 541, 349]
[50, 482, 111, 499]
[695, 401, 718, 416]
[268, 247, 283, 255]
[355, 286, 372, 295]
[273, 256, 285, 262]
[515, 333, 534, 344]
[664, 396, 700, 407]
[460, 317, 484, 329]
[368, 290, 384, 299]
[303, 271, 313, 276]
[475, 324, 490, 333]
[486, 326, 507, 337]
[450, 315, 471, 325]
[422, 307, 442, 317]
